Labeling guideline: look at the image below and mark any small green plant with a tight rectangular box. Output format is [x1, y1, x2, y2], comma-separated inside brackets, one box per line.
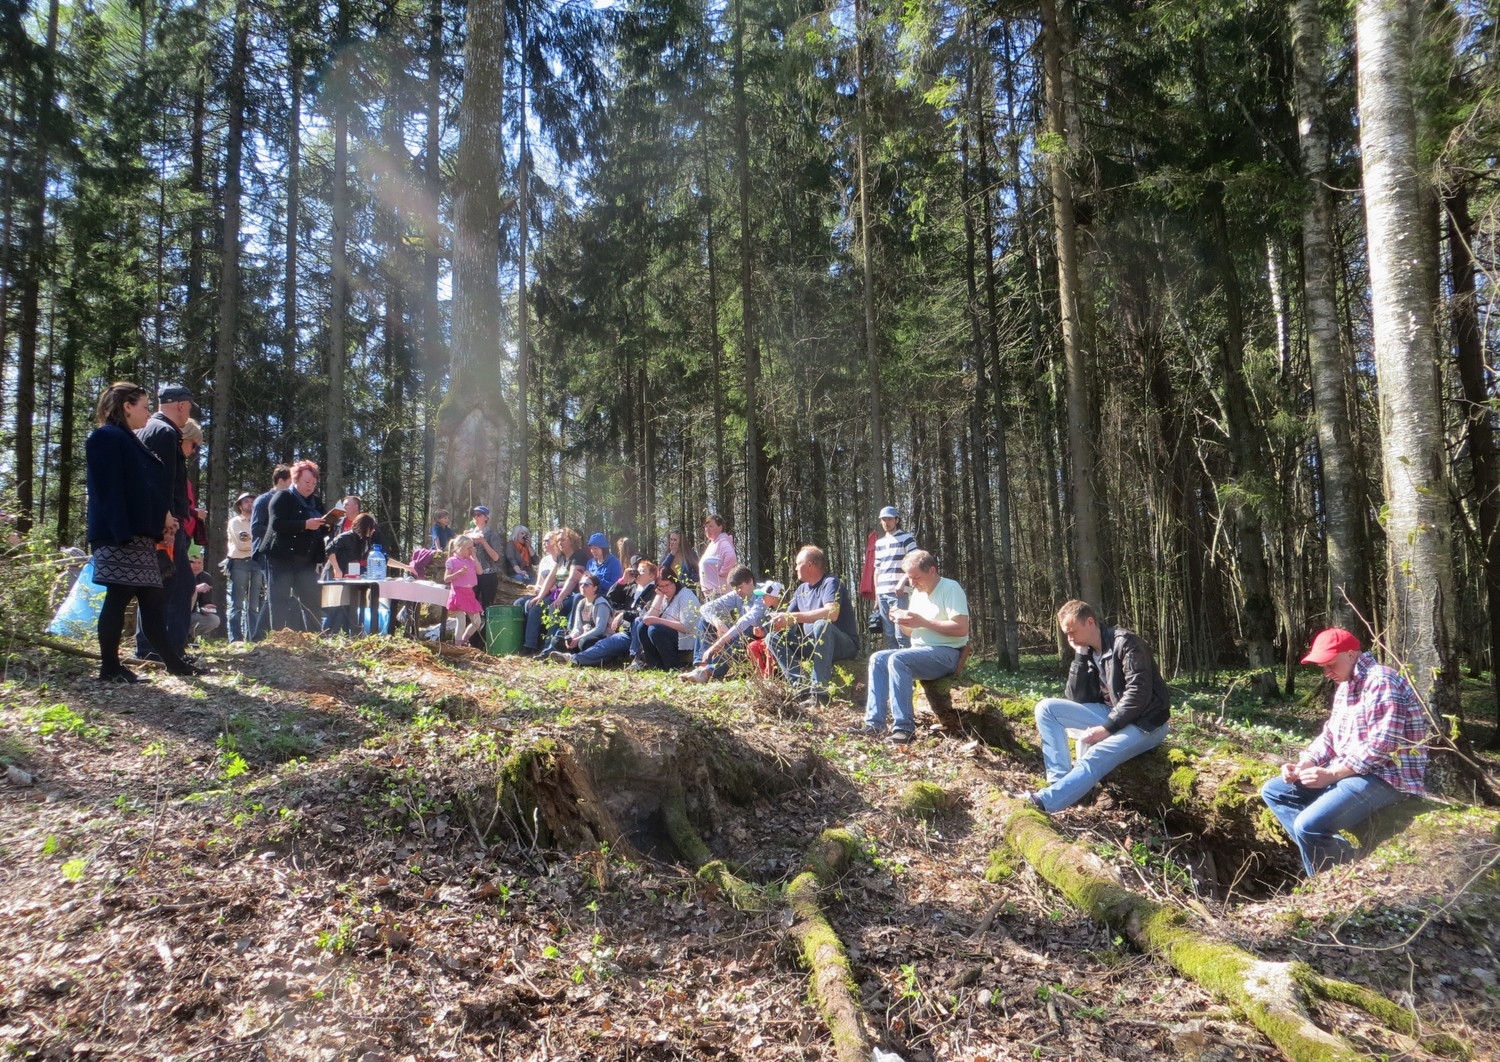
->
[41, 834, 61, 856]
[26, 703, 106, 741]
[316, 920, 355, 953]
[216, 733, 249, 781]
[60, 858, 87, 882]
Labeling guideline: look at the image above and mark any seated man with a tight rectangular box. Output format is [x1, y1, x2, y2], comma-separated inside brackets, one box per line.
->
[1022, 600, 1170, 813]
[860, 550, 968, 744]
[1261, 628, 1428, 877]
[767, 545, 859, 706]
[681, 565, 765, 683]
[188, 552, 220, 643]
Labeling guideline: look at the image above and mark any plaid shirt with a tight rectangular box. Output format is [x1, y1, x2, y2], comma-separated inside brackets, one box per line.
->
[1305, 653, 1428, 795]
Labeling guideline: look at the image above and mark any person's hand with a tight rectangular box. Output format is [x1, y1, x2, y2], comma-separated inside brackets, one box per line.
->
[164, 514, 180, 535]
[305, 517, 325, 530]
[1296, 765, 1339, 789]
[703, 639, 723, 662]
[642, 616, 659, 626]
[1079, 725, 1110, 746]
[196, 581, 212, 594]
[769, 613, 793, 631]
[890, 607, 921, 629]
[196, 505, 208, 521]
[1280, 762, 1299, 784]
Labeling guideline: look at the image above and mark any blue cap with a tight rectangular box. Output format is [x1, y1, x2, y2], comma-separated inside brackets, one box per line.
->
[471, 505, 490, 517]
[588, 532, 609, 550]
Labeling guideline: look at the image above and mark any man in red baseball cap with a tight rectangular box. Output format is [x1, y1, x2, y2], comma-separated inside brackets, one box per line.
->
[1260, 627, 1429, 876]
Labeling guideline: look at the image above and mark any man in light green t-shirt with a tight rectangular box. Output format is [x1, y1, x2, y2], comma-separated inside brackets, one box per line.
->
[860, 550, 969, 744]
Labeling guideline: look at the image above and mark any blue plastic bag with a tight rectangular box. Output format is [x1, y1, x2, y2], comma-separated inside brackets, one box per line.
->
[47, 558, 107, 638]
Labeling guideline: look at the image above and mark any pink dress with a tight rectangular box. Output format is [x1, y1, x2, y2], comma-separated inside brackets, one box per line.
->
[446, 555, 482, 614]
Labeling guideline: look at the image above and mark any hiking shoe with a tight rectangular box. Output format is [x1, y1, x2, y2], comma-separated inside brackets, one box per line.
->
[849, 723, 882, 737]
[97, 666, 141, 684]
[801, 689, 831, 708]
[887, 730, 915, 745]
[679, 666, 712, 683]
[552, 652, 574, 665]
[626, 659, 648, 672]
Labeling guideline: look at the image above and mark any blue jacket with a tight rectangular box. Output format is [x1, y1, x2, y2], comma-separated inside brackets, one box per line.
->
[86, 423, 170, 546]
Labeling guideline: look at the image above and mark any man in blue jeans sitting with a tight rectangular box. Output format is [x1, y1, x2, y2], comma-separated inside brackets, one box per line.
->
[859, 550, 968, 745]
[1022, 600, 1171, 813]
[1260, 628, 1428, 876]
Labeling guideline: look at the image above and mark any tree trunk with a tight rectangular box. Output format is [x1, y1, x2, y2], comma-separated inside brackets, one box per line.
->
[854, 0, 884, 519]
[207, 0, 250, 607]
[284, 44, 302, 449]
[13, 0, 60, 534]
[327, 0, 350, 490]
[734, 0, 766, 570]
[1446, 187, 1500, 745]
[443, 0, 509, 511]
[1040, 0, 1102, 608]
[422, 0, 445, 538]
[516, 0, 531, 527]
[1291, 0, 1366, 629]
[1355, 0, 1458, 715]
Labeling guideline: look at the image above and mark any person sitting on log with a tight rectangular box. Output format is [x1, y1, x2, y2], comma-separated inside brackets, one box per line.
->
[1020, 599, 1171, 813]
[766, 545, 859, 707]
[1260, 627, 1428, 877]
[857, 549, 968, 744]
[680, 564, 766, 683]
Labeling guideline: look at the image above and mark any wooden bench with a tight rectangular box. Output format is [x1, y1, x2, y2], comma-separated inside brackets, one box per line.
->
[918, 642, 971, 733]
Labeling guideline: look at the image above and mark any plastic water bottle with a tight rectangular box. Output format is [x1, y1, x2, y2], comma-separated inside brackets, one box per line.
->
[366, 545, 387, 581]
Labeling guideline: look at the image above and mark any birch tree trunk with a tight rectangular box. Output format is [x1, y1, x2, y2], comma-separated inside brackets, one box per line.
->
[443, 0, 509, 512]
[1292, 0, 1366, 629]
[1355, 0, 1457, 712]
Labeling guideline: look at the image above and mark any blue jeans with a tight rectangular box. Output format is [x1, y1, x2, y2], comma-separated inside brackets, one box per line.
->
[1260, 773, 1405, 876]
[876, 591, 910, 649]
[865, 645, 960, 734]
[692, 620, 747, 679]
[523, 597, 567, 650]
[633, 619, 687, 669]
[226, 558, 264, 643]
[769, 620, 858, 696]
[1033, 697, 1168, 812]
[572, 631, 632, 667]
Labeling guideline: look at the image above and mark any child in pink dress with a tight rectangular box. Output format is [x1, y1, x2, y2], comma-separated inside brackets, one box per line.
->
[445, 536, 483, 644]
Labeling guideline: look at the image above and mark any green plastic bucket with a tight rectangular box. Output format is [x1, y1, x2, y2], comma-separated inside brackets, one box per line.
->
[485, 604, 525, 655]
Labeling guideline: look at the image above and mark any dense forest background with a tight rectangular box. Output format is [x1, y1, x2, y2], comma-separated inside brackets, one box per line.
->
[1, 0, 1497, 709]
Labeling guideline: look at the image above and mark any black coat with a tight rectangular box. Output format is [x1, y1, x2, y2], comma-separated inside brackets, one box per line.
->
[1064, 625, 1171, 734]
[85, 423, 170, 546]
[266, 488, 328, 563]
[136, 412, 188, 518]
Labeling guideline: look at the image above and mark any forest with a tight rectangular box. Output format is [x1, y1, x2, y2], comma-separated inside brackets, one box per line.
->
[2, 0, 1498, 716]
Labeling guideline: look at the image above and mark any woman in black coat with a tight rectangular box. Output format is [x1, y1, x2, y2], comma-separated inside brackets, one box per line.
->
[85, 382, 200, 681]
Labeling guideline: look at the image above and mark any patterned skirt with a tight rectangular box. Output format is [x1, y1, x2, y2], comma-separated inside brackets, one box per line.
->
[91, 535, 163, 588]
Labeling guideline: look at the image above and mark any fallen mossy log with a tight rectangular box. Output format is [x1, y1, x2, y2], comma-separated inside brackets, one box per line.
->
[995, 793, 1469, 1061]
[665, 805, 873, 1062]
[0, 627, 100, 661]
[786, 829, 871, 1062]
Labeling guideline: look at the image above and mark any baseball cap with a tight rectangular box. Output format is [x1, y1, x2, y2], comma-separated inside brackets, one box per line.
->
[756, 580, 784, 598]
[878, 506, 899, 519]
[471, 505, 490, 517]
[1301, 628, 1361, 665]
[159, 384, 195, 404]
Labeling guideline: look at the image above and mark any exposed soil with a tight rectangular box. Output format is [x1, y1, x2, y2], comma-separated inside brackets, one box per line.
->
[1, 635, 1496, 1061]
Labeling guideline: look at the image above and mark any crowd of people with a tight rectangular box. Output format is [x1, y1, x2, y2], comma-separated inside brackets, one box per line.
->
[83, 381, 1430, 880]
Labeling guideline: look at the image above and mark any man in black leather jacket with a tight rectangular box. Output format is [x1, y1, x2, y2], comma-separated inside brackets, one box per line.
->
[1021, 599, 1171, 813]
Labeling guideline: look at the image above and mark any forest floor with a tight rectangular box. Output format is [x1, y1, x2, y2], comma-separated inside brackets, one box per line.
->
[1, 632, 1498, 1062]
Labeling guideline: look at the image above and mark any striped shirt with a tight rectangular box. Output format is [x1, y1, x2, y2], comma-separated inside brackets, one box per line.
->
[1305, 653, 1428, 796]
[874, 529, 916, 595]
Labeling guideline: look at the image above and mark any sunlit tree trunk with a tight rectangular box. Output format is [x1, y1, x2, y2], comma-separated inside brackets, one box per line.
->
[1291, 0, 1365, 629]
[734, 0, 765, 569]
[284, 40, 302, 444]
[327, 0, 350, 489]
[1355, 0, 1457, 713]
[443, 0, 509, 511]
[516, 0, 532, 526]
[854, 0, 884, 517]
[1040, 0, 1101, 607]
[207, 0, 250, 603]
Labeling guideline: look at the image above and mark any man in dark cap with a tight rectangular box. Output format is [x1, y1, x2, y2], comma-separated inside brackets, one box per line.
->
[134, 384, 198, 659]
[1260, 628, 1430, 876]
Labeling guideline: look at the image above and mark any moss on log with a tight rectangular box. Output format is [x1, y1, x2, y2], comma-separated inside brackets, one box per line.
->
[997, 792, 1467, 1061]
[786, 830, 870, 1062]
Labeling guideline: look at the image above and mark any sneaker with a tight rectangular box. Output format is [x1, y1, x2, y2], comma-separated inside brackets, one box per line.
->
[848, 723, 882, 737]
[97, 666, 141, 684]
[800, 688, 831, 708]
[553, 652, 573, 665]
[679, 666, 712, 684]
[887, 730, 915, 745]
[626, 659, 647, 672]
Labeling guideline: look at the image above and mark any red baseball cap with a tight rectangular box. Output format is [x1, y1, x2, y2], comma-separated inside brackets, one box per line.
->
[1302, 628, 1361, 665]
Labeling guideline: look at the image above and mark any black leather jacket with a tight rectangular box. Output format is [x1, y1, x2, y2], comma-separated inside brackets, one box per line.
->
[1064, 625, 1171, 734]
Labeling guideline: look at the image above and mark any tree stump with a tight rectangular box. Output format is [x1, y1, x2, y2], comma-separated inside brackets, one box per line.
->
[918, 644, 971, 732]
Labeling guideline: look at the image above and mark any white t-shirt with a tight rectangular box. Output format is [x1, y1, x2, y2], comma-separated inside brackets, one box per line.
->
[906, 577, 969, 650]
